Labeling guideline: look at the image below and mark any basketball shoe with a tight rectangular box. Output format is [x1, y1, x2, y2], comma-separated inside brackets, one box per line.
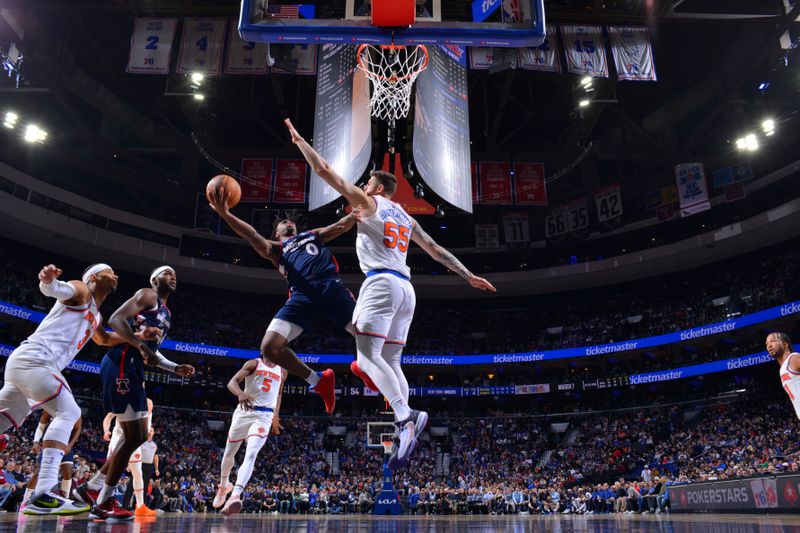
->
[23, 491, 89, 516]
[309, 369, 336, 414]
[213, 483, 233, 509]
[221, 494, 243, 516]
[388, 410, 428, 470]
[350, 361, 379, 392]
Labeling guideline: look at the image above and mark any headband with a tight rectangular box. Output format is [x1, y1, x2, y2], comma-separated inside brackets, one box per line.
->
[150, 265, 175, 285]
[82, 263, 112, 285]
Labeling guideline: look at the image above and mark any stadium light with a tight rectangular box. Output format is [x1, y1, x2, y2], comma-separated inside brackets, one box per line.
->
[580, 76, 592, 87]
[23, 124, 47, 143]
[3, 111, 17, 129]
[578, 99, 590, 108]
[191, 72, 204, 84]
[735, 133, 759, 152]
[762, 119, 775, 136]
[193, 94, 205, 101]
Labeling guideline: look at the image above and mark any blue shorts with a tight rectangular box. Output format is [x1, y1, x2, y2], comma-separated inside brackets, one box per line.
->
[100, 348, 148, 415]
[274, 277, 356, 331]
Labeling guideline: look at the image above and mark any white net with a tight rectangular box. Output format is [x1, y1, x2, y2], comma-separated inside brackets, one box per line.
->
[357, 44, 429, 122]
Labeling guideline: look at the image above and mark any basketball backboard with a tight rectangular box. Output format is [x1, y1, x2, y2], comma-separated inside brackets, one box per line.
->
[239, 0, 546, 47]
[366, 421, 396, 449]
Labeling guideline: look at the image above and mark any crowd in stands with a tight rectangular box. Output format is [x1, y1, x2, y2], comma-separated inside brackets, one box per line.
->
[0, 395, 796, 515]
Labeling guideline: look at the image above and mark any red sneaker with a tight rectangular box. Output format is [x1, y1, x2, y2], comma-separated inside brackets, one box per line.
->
[89, 498, 134, 521]
[350, 361, 379, 393]
[310, 369, 336, 415]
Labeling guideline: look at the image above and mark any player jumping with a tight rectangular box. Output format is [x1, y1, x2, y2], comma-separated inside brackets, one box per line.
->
[285, 118, 495, 469]
[208, 186, 357, 414]
[213, 359, 287, 516]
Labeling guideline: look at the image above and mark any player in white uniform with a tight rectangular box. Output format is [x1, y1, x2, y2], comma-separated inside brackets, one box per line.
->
[98, 398, 154, 516]
[766, 332, 800, 420]
[0, 263, 132, 515]
[214, 358, 287, 516]
[285, 119, 496, 468]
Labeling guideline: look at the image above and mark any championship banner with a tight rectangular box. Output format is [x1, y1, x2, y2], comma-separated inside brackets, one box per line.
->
[608, 26, 657, 81]
[240, 159, 273, 203]
[469, 47, 494, 70]
[513, 162, 547, 205]
[561, 24, 608, 77]
[566, 198, 589, 232]
[479, 162, 513, 204]
[272, 159, 307, 204]
[502, 213, 530, 243]
[519, 25, 561, 73]
[675, 162, 711, 217]
[471, 161, 479, 205]
[126, 18, 178, 74]
[176, 18, 226, 75]
[271, 44, 318, 75]
[594, 183, 623, 222]
[724, 182, 746, 203]
[224, 18, 269, 74]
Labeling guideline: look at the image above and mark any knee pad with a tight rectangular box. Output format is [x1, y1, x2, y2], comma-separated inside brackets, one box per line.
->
[44, 404, 81, 444]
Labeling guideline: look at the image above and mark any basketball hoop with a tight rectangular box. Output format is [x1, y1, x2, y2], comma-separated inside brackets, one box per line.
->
[357, 43, 429, 122]
[381, 439, 394, 456]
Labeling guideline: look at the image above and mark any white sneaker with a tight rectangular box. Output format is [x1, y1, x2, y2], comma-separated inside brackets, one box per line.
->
[23, 491, 90, 516]
[222, 494, 242, 517]
[213, 484, 233, 509]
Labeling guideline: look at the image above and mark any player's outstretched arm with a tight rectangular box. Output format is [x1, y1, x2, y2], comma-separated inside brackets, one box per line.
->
[208, 186, 277, 262]
[37, 264, 91, 307]
[108, 288, 160, 365]
[284, 119, 373, 210]
[272, 369, 288, 435]
[315, 213, 357, 243]
[227, 359, 259, 409]
[410, 219, 497, 293]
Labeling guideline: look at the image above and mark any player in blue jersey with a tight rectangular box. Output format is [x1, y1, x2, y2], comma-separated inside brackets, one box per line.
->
[208, 186, 357, 415]
[76, 266, 195, 521]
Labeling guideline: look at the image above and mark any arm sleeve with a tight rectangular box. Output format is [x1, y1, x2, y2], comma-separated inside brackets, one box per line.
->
[39, 280, 76, 300]
[155, 350, 179, 373]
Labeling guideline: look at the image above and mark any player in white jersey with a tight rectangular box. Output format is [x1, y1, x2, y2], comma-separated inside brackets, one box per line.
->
[285, 119, 496, 469]
[214, 358, 287, 516]
[766, 332, 800, 420]
[0, 263, 134, 515]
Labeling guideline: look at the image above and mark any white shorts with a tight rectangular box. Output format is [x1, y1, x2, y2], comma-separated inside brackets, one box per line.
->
[0, 349, 74, 429]
[266, 318, 303, 343]
[227, 407, 273, 443]
[352, 273, 416, 345]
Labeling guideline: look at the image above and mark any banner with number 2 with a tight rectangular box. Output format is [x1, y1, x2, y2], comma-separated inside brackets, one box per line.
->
[127, 18, 177, 74]
[177, 18, 226, 75]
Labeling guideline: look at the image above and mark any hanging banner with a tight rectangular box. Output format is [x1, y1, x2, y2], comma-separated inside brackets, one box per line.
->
[471, 161, 479, 205]
[472, 0, 502, 23]
[519, 24, 561, 73]
[240, 159, 273, 203]
[273, 160, 307, 204]
[502, 0, 522, 22]
[513, 162, 547, 205]
[503, 213, 530, 243]
[675, 162, 711, 217]
[561, 24, 608, 77]
[608, 26, 657, 81]
[176, 18, 226, 75]
[224, 18, 269, 74]
[469, 47, 494, 70]
[475, 224, 500, 249]
[479, 162, 513, 205]
[271, 44, 318, 75]
[545, 208, 568, 238]
[126, 18, 178, 74]
[594, 183, 623, 222]
[724, 182, 746, 203]
[566, 198, 589, 232]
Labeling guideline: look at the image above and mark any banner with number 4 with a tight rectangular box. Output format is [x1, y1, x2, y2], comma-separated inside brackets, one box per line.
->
[127, 18, 177, 74]
[177, 18, 226, 75]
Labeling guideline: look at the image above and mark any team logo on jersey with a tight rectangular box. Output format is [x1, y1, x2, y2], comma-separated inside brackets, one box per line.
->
[258, 427, 266, 434]
[116, 378, 130, 395]
[305, 243, 319, 256]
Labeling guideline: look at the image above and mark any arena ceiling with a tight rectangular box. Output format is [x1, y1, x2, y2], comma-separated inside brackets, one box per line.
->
[0, 0, 798, 231]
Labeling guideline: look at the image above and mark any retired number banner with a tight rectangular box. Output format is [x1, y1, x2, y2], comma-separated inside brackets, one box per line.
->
[594, 183, 623, 222]
[519, 25, 561, 73]
[271, 44, 318, 75]
[240, 159, 273, 203]
[608, 26, 657, 81]
[513, 162, 547, 205]
[176, 18, 226, 75]
[273, 160, 307, 203]
[224, 18, 269, 74]
[127, 18, 177, 74]
[562, 24, 608, 77]
[479, 162, 513, 205]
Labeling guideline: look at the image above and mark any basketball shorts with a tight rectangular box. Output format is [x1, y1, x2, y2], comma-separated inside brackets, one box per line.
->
[0, 347, 76, 430]
[353, 271, 416, 345]
[227, 407, 273, 443]
[100, 352, 148, 418]
[273, 277, 356, 333]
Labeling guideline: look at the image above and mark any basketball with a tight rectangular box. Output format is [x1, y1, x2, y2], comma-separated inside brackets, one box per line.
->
[206, 175, 241, 208]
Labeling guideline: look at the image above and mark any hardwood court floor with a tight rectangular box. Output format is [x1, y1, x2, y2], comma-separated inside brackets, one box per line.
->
[6, 513, 800, 533]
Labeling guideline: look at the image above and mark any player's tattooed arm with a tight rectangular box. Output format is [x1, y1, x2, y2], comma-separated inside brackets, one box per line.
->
[108, 288, 160, 365]
[410, 219, 497, 293]
[284, 118, 374, 213]
[208, 186, 278, 262]
[316, 213, 357, 243]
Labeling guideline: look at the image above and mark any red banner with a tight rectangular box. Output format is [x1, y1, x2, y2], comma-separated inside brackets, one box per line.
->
[513, 162, 547, 205]
[240, 159, 273, 203]
[273, 159, 307, 204]
[471, 161, 479, 205]
[479, 162, 512, 205]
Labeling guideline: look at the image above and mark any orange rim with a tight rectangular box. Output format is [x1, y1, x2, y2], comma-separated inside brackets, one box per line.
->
[357, 44, 429, 83]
